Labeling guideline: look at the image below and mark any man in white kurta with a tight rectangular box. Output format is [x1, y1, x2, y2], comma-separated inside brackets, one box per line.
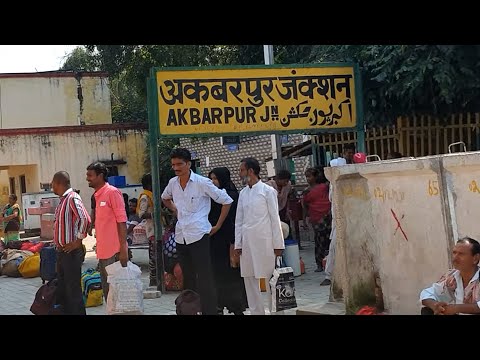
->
[235, 158, 285, 315]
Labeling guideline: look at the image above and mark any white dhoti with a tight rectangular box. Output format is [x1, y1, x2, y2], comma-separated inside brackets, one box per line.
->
[243, 275, 273, 315]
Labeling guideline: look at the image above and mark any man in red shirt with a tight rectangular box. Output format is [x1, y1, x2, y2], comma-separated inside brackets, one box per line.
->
[86, 162, 128, 300]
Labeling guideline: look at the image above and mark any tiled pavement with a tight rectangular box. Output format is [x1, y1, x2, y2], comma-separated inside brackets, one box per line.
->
[0, 228, 331, 315]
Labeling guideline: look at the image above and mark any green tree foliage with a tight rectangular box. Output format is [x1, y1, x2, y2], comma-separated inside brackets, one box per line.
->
[63, 45, 480, 187]
[65, 45, 480, 130]
[274, 45, 317, 64]
[109, 73, 147, 122]
[75, 45, 317, 123]
[60, 47, 97, 71]
[310, 45, 480, 125]
[66, 45, 480, 126]
[211, 45, 316, 65]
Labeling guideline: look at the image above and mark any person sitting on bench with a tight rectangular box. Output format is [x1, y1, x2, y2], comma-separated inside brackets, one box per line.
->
[419, 237, 480, 315]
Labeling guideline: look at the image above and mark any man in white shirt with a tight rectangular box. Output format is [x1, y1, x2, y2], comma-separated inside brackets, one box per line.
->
[235, 157, 285, 315]
[419, 237, 480, 315]
[162, 148, 233, 315]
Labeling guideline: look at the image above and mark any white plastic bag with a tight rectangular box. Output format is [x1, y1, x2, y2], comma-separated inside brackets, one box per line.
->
[269, 257, 297, 313]
[132, 220, 149, 245]
[105, 261, 144, 315]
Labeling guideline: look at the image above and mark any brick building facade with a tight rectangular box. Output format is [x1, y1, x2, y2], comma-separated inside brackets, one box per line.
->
[179, 134, 312, 190]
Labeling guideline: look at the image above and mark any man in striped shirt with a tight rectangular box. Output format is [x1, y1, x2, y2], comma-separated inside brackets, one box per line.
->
[52, 171, 91, 315]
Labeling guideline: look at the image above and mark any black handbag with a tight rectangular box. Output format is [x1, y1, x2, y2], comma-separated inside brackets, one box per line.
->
[4, 218, 20, 232]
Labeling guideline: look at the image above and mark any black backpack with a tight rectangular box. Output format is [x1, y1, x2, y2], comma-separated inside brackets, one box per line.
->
[175, 290, 202, 315]
[30, 279, 63, 315]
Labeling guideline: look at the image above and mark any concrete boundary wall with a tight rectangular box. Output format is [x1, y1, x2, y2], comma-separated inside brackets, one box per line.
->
[325, 152, 480, 314]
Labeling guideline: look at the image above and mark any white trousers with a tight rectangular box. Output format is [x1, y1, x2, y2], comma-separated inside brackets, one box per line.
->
[243, 276, 272, 315]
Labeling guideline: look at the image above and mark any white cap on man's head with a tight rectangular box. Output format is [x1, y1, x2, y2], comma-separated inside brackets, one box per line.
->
[330, 157, 347, 167]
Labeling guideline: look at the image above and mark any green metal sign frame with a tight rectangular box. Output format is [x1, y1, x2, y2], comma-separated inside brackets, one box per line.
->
[150, 62, 365, 141]
[147, 63, 365, 292]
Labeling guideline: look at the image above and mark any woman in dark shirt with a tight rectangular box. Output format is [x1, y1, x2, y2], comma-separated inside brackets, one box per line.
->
[208, 167, 247, 315]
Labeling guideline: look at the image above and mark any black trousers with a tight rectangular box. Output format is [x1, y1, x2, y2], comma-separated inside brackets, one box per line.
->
[177, 234, 218, 315]
[148, 237, 157, 286]
[56, 248, 86, 315]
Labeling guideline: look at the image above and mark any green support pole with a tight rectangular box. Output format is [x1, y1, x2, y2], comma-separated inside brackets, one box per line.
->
[354, 63, 366, 153]
[357, 127, 366, 153]
[147, 72, 165, 293]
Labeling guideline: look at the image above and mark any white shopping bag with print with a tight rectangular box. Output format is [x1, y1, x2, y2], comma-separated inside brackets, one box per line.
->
[132, 220, 149, 245]
[105, 261, 144, 315]
[269, 256, 297, 312]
